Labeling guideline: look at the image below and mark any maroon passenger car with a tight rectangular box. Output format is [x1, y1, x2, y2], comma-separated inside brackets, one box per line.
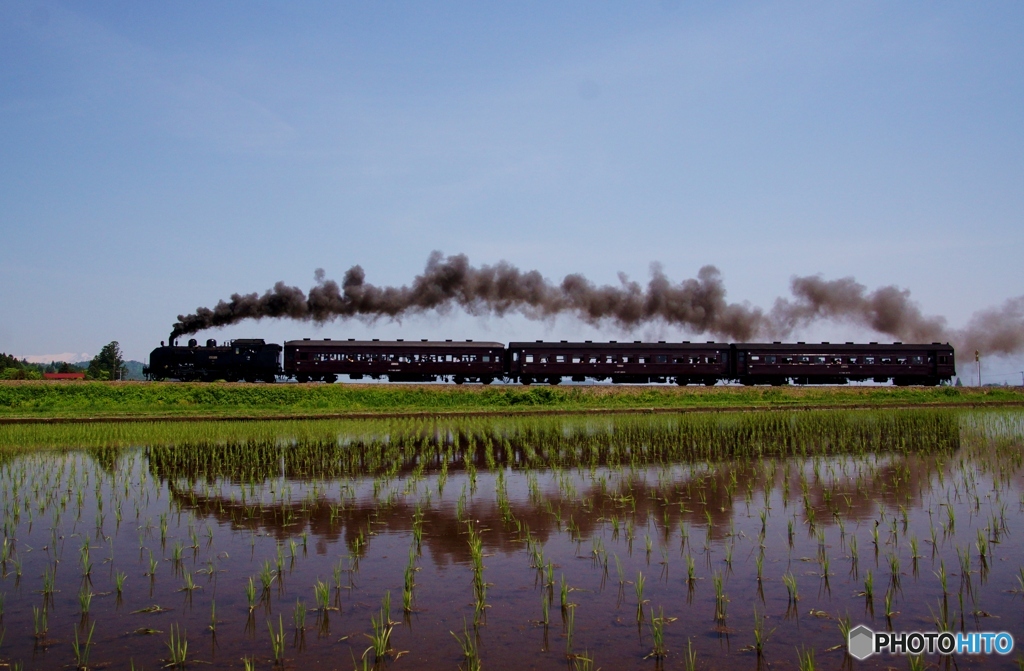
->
[283, 338, 505, 384]
[732, 342, 956, 386]
[507, 340, 729, 385]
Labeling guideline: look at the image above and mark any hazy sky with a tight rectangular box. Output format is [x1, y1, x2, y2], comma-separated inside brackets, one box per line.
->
[1, 3, 1022, 380]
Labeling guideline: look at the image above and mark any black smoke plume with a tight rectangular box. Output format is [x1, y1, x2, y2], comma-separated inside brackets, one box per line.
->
[171, 251, 1024, 356]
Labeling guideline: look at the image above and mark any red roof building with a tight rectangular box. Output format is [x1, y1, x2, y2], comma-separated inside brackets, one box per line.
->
[44, 373, 86, 380]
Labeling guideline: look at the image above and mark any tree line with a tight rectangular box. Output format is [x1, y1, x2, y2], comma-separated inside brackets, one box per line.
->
[1, 341, 132, 381]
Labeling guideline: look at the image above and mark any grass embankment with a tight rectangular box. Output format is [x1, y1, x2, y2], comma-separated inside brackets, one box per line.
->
[1, 380, 1022, 422]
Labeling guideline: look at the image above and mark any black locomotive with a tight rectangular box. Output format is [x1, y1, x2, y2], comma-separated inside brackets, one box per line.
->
[146, 336, 955, 386]
[143, 338, 281, 382]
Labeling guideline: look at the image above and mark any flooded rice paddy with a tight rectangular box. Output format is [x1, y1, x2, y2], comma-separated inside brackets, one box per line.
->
[0, 410, 1022, 670]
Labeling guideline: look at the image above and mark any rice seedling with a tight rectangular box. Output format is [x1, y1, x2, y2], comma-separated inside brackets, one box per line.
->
[314, 579, 331, 611]
[451, 619, 481, 671]
[32, 604, 48, 638]
[684, 638, 698, 671]
[634, 571, 647, 620]
[78, 586, 94, 615]
[712, 570, 728, 624]
[646, 606, 668, 659]
[165, 623, 188, 668]
[41, 566, 56, 594]
[860, 571, 874, 603]
[293, 599, 306, 631]
[364, 592, 394, 661]
[180, 569, 197, 592]
[783, 572, 799, 603]
[114, 570, 127, 595]
[796, 645, 816, 671]
[752, 605, 774, 656]
[837, 612, 851, 648]
[564, 601, 575, 657]
[884, 588, 897, 621]
[72, 621, 96, 669]
[245, 576, 257, 611]
[268, 614, 286, 664]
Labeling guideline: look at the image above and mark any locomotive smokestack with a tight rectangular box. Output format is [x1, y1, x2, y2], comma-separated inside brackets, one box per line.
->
[170, 251, 1024, 356]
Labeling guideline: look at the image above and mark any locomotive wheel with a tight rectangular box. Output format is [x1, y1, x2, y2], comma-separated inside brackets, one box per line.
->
[453, 375, 465, 385]
[480, 376, 493, 385]
[547, 376, 561, 385]
[520, 376, 533, 385]
[323, 374, 337, 384]
[297, 374, 310, 383]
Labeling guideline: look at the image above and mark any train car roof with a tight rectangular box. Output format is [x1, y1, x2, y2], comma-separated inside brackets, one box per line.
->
[508, 341, 725, 349]
[285, 339, 504, 349]
[734, 342, 953, 350]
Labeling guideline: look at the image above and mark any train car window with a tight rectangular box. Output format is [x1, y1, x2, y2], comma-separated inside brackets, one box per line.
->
[556, 355, 565, 363]
[833, 357, 842, 364]
[589, 356, 598, 363]
[911, 356, 923, 365]
[750, 355, 760, 361]
[927, 356, 934, 363]
[815, 356, 826, 364]
[938, 355, 947, 364]
[881, 357, 891, 364]
[653, 355, 665, 363]
[513, 352, 519, 362]
[621, 356, 630, 363]
[525, 355, 534, 363]
[482, 355, 490, 362]
[766, 355, 776, 364]
[897, 357, 908, 365]
[539, 356, 548, 363]
[799, 356, 810, 363]
[864, 356, 874, 364]
[605, 355, 614, 363]
[783, 357, 793, 363]
[572, 356, 581, 363]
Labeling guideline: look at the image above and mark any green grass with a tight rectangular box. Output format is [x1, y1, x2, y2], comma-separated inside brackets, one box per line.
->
[0, 380, 1019, 421]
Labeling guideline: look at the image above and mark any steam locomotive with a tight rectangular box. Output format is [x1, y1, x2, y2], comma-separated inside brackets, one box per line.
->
[145, 336, 956, 386]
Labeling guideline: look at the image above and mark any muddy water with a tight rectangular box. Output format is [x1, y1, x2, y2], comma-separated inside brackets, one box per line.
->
[0, 411, 1022, 670]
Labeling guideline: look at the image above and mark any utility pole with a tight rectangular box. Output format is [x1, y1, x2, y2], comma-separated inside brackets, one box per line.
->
[975, 350, 981, 387]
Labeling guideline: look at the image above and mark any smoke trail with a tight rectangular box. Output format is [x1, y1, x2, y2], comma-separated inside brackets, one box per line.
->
[955, 296, 1024, 356]
[767, 276, 948, 343]
[171, 251, 1024, 355]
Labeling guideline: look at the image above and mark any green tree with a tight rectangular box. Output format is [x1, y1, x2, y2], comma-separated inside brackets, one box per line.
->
[88, 341, 127, 381]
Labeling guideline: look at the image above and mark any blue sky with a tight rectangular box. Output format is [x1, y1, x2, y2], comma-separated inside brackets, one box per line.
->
[1, 2, 1022, 381]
